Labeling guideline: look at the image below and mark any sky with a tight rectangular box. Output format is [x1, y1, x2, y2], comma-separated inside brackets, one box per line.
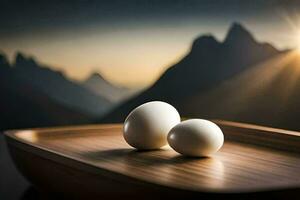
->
[1, 0, 300, 88]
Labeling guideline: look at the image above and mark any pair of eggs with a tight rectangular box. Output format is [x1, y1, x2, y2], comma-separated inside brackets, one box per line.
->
[123, 101, 224, 157]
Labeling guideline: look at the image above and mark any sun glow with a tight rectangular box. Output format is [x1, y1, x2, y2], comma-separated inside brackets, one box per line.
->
[294, 30, 300, 52]
[280, 12, 300, 51]
[296, 36, 300, 52]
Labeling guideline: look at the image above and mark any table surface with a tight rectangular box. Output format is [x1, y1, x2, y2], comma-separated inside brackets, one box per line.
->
[6, 122, 300, 194]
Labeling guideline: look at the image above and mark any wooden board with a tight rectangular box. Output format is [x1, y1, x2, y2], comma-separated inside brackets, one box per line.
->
[4, 120, 300, 199]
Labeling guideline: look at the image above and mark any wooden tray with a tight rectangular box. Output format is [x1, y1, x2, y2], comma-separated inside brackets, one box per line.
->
[4, 120, 300, 199]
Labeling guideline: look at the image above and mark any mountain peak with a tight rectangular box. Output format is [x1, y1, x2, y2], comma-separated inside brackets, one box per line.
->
[88, 72, 105, 81]
[192, 35, 219, 47]
[84, 72, 115, 87]
[15, 52, 26, 62]
[15, 52, 38, 67]
[191, 34, 220, 53]
[224, 22, 255, 45]
[0, 52, 9, 66]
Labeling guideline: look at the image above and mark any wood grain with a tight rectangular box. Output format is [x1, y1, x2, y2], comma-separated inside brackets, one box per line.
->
[214, 120, 300, 153]
[4, 121, 300, 199]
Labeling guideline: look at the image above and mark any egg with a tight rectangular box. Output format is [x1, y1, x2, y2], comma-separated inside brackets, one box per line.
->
[167, 119, 224, 157]
[123, 101, 181, 150]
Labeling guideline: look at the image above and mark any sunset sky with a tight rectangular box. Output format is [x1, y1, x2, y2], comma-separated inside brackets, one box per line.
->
[1, 0, 300, 88]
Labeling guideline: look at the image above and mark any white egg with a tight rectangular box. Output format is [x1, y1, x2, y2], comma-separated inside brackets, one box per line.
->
[167, 119, 224, 157]
[123, 101, 181, 150]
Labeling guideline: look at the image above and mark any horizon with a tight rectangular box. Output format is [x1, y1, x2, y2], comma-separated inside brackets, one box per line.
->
[2, 1, 300, 88]
[0, 22, 290, 89]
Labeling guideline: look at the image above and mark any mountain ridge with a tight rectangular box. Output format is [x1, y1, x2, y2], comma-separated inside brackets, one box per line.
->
[224, 22, 255, 45]
[100, 22, 283, 123]
[83, 72, 137, 103]
[11, 52, 112, 116]
[0, 53, 91, 130]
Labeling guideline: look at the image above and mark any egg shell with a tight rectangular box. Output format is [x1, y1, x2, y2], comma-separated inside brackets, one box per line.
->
[167, 119, 224, 157]
[123, 101, 181, 150]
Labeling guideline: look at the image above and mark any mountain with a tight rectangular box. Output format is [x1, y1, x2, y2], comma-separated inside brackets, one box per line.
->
[13, 53, 112, 117]
[83, 72, 137, 103]
[101, 22, 282, 123]
[0, 53, 91, 130]
[181, 51, 300, 131]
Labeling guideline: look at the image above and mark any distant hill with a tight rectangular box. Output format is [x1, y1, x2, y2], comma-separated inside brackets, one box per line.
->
[83, 72, 137, 103]
[12, 53, 112, 117]
[101, 23, 283, 123]
[0, 54, 91, 130]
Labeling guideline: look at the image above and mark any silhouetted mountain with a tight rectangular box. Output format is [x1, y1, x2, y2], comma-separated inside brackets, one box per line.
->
[13, 53, 112, 117]
[0, 53, 9, 66]
[101, 23, 283, 123]
[83, 72, 136, 103]
[181, 51, 300, 131]
[0, 53, 91, 130]
[223, 22, 255, 46]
